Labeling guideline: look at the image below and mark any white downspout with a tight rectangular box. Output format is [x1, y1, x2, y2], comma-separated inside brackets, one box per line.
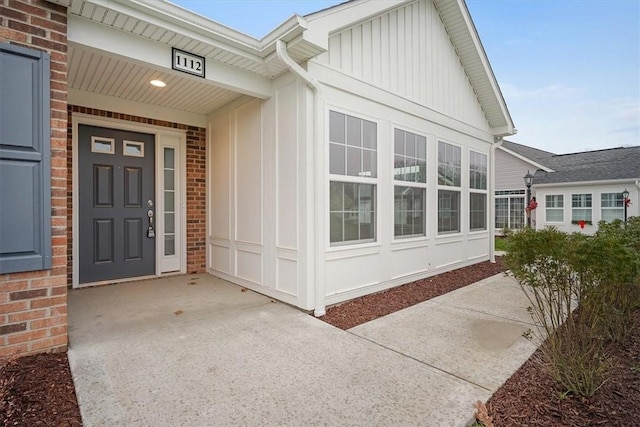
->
[275, 40, 326, 317]
[489, 136, 504, 263]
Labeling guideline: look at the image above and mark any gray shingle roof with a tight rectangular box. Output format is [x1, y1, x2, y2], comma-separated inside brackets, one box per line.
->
[533, 146, 640, 184]
[501, 140, 555, 164]
[500, 141, 640, 185]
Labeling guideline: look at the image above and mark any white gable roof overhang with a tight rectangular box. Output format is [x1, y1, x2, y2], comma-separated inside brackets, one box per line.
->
[306, 0, 516, 137]
[46, 0, 329, 118]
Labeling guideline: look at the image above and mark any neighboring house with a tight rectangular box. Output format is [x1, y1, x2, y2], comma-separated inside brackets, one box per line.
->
[495, 140, 554, 231]
[0, 0, 514, 357]
[496, 141, 640, 234]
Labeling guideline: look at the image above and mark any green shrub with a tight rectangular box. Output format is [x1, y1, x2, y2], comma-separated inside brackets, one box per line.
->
[593, 218, 640, 341]
[505, 221, 640, 396]
[504, 227, 608, 396]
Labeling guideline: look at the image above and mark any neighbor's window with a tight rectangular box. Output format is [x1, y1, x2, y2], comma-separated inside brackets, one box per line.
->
[394, 129, 427, 237]
[545, 195, 564, 222]
[469, 151, 487, 231]
[495, 190, 525, 230]
[571, 193, 592, 223]
[329, 111, 377, 244]
[601, 192, 624, 222]
[438, 141, 461, 233]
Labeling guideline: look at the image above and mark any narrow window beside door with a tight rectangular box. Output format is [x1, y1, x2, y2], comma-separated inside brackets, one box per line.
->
[164, 147, 176, 256]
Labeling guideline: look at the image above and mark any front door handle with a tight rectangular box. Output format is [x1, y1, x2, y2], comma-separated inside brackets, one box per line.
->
[147, 209, 155, 238]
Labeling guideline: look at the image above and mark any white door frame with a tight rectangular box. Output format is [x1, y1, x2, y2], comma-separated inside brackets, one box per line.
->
[71, 113, 187, 287]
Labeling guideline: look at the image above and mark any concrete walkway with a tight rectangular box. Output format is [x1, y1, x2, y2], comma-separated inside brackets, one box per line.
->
[68, 273, 537, 427]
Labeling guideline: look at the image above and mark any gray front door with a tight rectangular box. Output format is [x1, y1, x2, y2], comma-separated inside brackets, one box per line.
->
[79, 125, 156, 283]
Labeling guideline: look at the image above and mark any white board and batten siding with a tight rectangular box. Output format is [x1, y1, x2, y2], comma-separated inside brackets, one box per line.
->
[207, 73, 313, 309]
[321, 85, 492, 305]
[314, 0, 490, 133]
[207, 0, 504, 310]
[311, 0, 495, 305]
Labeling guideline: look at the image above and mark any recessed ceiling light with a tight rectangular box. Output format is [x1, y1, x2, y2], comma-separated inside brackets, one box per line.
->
[150, 79, 166, 87]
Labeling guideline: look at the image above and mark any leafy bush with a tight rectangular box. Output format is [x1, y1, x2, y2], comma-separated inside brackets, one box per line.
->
[593, 217, 640, 341]
[505, 220, 640, 396]
[505, 227, 608, 396]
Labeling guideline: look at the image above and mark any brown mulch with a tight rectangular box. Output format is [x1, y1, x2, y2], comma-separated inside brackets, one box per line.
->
[318, 257, 507, 329]
[2, 258, 637, 426]
[1, 352, 82, 426]
[486, 309, 640, 426]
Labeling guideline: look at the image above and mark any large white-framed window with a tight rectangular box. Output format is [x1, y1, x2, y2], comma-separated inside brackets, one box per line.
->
[545, 195, 564, 223]
[329, 110, 377, 245]
[469, 151, 487, 231]
[495, 190, 525, 230]
[601, 192, 624, 222]
[438, 141, 461, 234]
[572, 193, 592, 224]
[394, 128, 427, 238]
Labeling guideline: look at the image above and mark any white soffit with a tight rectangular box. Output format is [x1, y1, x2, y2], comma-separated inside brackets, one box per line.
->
[47, 0, 327, 114]
[67, 44, 243, 115]
[434, 0, 514, 134]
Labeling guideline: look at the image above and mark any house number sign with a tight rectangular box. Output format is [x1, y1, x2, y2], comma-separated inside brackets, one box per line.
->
[172, 48, 205, 78]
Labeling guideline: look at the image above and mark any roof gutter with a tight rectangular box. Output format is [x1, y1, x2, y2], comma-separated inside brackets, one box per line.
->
[275, 40, 326, 317]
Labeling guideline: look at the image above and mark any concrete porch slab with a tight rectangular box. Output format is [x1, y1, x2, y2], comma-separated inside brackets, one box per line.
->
[68, 274, 493, 426]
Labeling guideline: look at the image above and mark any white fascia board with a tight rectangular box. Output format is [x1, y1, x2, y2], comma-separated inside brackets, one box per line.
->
[260, 15, 328, 57]
[492, 125, 517, 138]
[261, 15, 308, 45]
[91, 0, 319, 58]
[498, 146, 554, 173]
[98, 0, 263, 57]
[533, 178, 640, 189]
[455, 0, 514, 134]
[68, 16, 272, 99]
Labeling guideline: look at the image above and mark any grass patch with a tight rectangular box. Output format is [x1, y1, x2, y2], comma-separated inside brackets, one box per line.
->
[495, 236, 508, 252]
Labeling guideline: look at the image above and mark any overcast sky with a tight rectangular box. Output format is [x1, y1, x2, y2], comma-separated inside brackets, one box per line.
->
[171, 0, 640, 154]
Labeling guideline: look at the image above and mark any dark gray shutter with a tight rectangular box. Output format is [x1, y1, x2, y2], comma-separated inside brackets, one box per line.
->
[0, 43, 52, 273]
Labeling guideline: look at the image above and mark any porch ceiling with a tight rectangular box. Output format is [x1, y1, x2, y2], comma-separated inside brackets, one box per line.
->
[68, 44, 244, 115]
[52, 0, 327, 116]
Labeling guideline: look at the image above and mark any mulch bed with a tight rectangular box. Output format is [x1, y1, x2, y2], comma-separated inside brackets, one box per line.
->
[2, 258, 637, 426]
[485, 309, 640, 426]
[1, 352, 82, 426]
[318, 257, 507, 329]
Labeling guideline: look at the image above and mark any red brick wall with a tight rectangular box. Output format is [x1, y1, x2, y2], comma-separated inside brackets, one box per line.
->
[186, 127, 207, 273]
[0, 0, 68, 358]
[67, 106, 208, 279]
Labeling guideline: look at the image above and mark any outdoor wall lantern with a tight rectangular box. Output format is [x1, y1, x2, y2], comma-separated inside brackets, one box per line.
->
[622, 188, 630, 224]
[524, 170, 534, 227]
